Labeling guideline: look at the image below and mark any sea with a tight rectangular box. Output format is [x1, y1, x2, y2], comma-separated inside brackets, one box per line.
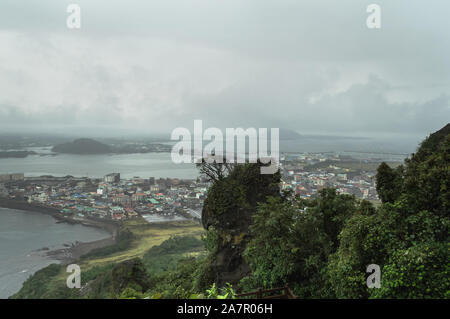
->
[0, 134, 421, 179]
[0, 208, 110, 299]
[0, 150, 198, 179]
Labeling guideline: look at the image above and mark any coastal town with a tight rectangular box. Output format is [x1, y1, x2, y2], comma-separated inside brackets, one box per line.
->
[279, 152, 386, 201]
[0, 152, 390, 223]
[0, 172, 207, 223]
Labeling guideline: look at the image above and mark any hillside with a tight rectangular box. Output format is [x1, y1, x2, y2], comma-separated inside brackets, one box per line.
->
[52, 138, 112, 154]
[10, 218, 204, 299]
[416, 123, 450, 159]
[11, 124, 450, 299]
[52, 138, 172, 155]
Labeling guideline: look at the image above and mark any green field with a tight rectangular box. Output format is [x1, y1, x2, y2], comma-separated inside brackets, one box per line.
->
[80, 217, 204, 269]
[11, 217, 206, 298]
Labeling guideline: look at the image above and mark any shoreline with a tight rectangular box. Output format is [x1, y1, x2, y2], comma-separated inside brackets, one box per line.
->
[0, 199, 119, 264]
[45, 236, 117, 265]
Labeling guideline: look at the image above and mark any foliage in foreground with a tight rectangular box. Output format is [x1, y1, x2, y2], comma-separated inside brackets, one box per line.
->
[241, 124, 450, 299]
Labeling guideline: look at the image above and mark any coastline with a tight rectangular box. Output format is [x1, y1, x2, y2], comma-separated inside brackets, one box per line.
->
[0, 199, 119, 264]
[45, 235, 117, 264]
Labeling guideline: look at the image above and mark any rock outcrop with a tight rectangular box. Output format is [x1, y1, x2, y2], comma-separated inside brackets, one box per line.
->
[201, 162, 281, 287]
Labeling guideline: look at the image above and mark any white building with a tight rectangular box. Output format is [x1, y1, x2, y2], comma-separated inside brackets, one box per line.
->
[104, 173, 120, 183]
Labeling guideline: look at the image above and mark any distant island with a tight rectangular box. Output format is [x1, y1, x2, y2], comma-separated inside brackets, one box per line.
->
[52, 138, 112, 154]
[52, 138, 171, 155]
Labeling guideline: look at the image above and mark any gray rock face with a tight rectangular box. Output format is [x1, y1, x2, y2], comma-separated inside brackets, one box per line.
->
[201, 163, 281, 287]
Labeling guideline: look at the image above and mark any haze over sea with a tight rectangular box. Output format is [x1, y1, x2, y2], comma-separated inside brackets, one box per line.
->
[0, 134, 420, 178]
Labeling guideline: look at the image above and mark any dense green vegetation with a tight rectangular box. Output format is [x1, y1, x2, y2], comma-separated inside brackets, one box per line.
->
[142, 236, 203, 275]
[11, 264, 63, 299]
[82, 235, 206, 299]
[239, 124, 449, 298]
[240, 189, 358, 298]
[11, 235, 205, 299]
[82, 229, 134, 259]
[200, 162, 281, 288]
[12, 124, 450, 299]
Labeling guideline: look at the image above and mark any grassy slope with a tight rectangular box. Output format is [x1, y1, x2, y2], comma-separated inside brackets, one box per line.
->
[82, 217, 204, 269]
[11, 217, 204, 298]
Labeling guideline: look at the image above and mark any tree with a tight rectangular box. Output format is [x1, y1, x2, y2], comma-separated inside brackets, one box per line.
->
[196, 154, 235, 182]
[200, 162, 281, 287]
[376, 162, 403, 203]
[241, 189, 358, 298]
[110, 258, 151, 297]
[328, 198, 449, 298]
[327, 203, 406, 298]
[329, 123, 450, 299]
[402, 134, 450, 217]
[370, 242, 450, 299]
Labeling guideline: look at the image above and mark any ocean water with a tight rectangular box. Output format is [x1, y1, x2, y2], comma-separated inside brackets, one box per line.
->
[0, 208, 110, 299]
[0, 134, 420, 179]
[0, 151, 198, 179]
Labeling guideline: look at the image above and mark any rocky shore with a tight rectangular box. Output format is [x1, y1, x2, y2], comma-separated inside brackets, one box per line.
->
[0, 199, 119, 264]
[45, 236, 117, 264]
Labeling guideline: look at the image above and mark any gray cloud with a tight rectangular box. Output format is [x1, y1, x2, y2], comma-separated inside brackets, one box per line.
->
[0, 0, 449, 137]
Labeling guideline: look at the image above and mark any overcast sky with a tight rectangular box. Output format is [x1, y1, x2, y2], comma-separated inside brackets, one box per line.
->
[0, 0, 449, 138]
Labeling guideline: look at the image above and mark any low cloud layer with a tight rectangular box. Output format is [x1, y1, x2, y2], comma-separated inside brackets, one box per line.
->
[0, 0, 449, 137]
